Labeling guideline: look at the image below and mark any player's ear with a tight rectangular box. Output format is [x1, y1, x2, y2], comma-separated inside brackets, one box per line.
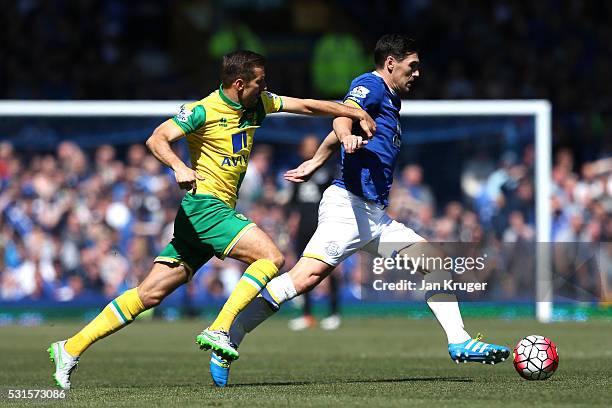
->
[234, 78, 245, 91]
[386, 56, 395, 72]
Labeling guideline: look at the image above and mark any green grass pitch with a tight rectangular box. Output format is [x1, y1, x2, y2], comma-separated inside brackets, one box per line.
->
[1, 317, 610, 407]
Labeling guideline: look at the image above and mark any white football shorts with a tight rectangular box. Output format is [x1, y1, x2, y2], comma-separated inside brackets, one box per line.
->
[302, 184, 425, 266]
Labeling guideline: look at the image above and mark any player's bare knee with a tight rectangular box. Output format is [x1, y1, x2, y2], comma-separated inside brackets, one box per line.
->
[267, 250, 285, 270]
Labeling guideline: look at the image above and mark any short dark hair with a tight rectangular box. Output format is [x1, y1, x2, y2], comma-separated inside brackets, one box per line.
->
[220, 50, 266, 87]
[374, 34, 418, 68]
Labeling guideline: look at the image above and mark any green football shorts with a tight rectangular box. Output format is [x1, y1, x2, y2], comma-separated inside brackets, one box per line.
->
[155, 193, 255, 277]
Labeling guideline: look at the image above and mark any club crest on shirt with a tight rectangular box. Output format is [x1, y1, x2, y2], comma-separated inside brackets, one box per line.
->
[393, 134, 401, 148]
[325, 242, 340, 257]
[176, 106, 193, 122]
[393, 123, 402, 147]
[349, 86, 370, 99]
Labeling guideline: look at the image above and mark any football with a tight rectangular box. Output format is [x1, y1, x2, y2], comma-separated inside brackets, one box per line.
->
[513, 335, 559, 380]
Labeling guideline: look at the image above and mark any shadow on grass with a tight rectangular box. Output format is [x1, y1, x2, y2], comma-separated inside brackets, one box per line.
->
[229, 377, 473, 387]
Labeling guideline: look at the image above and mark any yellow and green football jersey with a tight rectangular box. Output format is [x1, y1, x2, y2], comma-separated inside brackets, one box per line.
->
[169, 86, 283, 208]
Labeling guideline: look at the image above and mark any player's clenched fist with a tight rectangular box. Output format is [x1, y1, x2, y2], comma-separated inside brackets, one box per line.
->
[340, 134, 369, 153]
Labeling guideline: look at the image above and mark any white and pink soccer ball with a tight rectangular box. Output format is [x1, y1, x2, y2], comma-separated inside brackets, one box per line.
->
[513, 335, 559, 380]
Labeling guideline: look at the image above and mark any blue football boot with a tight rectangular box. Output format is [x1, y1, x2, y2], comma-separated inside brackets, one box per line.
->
[448, 333, 510, 364]
[210, 351, 231, 387]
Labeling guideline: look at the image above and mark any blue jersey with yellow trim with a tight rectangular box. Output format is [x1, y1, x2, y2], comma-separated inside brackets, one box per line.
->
[332, 72, 402, 207]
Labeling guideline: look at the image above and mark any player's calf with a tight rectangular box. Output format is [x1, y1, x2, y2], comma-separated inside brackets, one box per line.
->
[256, 257, 332, 310]
[287, 257, 334, 294]
[138, 287, 166, 309]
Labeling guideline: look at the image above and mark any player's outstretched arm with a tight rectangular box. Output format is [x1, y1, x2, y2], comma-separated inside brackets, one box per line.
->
[284, 131, 340, 183]
[146, 120, 204, 190]
[280, 96, 376, 138]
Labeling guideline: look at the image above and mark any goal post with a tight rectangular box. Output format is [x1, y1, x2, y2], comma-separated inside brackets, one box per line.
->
[0, 99, 553, 322]
[400, 100, 553, 323]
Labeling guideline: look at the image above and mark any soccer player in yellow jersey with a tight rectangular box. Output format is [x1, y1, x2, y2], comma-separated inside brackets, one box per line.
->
[47, 50, 376, 390]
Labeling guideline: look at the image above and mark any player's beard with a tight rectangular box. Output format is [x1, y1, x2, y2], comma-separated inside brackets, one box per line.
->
[243, 92, 260, 109]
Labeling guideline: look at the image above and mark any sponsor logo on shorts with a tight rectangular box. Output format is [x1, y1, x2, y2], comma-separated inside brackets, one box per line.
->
[235, 213, 247, 221]
[325, 242, 340, 257]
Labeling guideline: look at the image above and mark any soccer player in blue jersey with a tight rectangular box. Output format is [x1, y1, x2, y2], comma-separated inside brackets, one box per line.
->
[208, 34, 510, 387]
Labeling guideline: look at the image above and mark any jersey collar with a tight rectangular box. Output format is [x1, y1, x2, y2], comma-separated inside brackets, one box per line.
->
[372, 71, 397, 96]
[218, 85, 243, 110]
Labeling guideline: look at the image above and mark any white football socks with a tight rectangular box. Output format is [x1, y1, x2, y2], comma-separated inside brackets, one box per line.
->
[426, 294, 471, 344]
[265, 273, 298, 304]
[423, 268, 471, 344]
[230, 273, 297, 346]
[229, 297, 276, 346]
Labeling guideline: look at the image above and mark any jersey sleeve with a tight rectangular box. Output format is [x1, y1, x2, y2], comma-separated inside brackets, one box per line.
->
[343, 77, 384, 112]
[171, 103, 206, 134]
[260, 91, 283, 114]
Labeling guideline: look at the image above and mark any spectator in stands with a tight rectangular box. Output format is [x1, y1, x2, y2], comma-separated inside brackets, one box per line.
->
[311, 20, 369, 98]
[238, 145, 273, 210]
[503, 211, 535, 243]
[398, 164, 435, 209]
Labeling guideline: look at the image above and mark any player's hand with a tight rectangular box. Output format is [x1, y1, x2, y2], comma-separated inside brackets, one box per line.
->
[357, 110, 376, 138]
[173, 164, 204, 191]
[340, 134, 369, 154]
[284, 159, 318, 183]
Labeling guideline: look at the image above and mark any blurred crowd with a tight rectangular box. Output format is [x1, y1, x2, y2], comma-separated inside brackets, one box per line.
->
[2, 1, 611, 160]
[385, 146, 611, 301]
[389, 147, 612, 244]
[1, 0, 610, 304]
[1, 136, 609, 303]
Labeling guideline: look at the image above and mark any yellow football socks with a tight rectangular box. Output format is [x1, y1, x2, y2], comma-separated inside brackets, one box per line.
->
[64, 288, 146, 357]
[208, 259, 278, 332]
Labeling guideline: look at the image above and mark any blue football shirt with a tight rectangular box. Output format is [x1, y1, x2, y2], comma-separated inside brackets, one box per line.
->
[332, 72, 402, 207]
